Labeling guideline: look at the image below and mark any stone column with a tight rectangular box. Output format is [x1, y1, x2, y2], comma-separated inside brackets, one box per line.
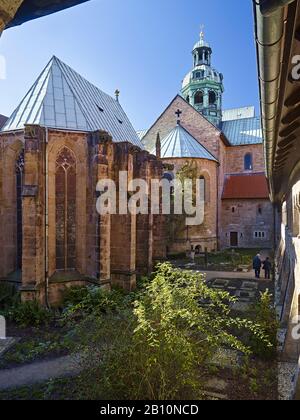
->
[21, 125, 45, 303]
[97, 131, 114, 287]
[150, 158, 167, 263]
[110, 143, 137, 290]
[135, 153, 153, 275]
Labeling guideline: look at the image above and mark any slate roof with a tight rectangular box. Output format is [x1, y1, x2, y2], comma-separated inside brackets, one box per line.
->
[151, 124, 218, 161]
[222, 173, 269, 199]
[1, 56, 143, 148]
[221, 116, 263, 146]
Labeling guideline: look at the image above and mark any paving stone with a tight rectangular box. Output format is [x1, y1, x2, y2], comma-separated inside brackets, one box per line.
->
[241, 281, 259, 291]
[0, 338, 17, 358]
[231, 301, 251, 312]
[204, 391, 228, 400]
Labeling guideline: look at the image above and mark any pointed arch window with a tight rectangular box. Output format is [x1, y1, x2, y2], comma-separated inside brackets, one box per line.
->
[209, 91, 217, 105]
[16, 150, 24, 270]
[244, 153, 253, 171]
[55, 147, 76, 271]
[194, 91, 204, 105]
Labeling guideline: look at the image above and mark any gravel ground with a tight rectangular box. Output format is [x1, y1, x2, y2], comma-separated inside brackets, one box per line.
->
[278, 362, 298, 400]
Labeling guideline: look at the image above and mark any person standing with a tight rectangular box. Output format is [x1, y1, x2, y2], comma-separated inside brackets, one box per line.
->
[253, 254, 262, 279]
[263, 257, 272, 279]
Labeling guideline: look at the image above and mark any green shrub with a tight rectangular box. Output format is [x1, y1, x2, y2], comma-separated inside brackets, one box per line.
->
[249, 290, 278, 360]
[76, 263, 270, 400]
[62, 285, 130, 321]
[0, 283, 19, 310]
[5, 300, 53, 327]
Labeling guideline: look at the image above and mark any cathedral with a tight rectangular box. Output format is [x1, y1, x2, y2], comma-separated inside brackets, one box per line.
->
[0, 29, 274, 305]
[140, 30, 274, 255]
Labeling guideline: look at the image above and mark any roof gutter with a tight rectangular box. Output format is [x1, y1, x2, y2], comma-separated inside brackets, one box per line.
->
[253, 0, 297, 200]
[259, 0, 295, 16]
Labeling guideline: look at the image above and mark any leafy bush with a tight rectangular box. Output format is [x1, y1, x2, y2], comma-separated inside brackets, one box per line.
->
[76, 263, 270, 400]
[0, 283, 19, 310]
[249, 290, 278, 360]
[5, 300, 53, 327]
[62, 285, 130, 321]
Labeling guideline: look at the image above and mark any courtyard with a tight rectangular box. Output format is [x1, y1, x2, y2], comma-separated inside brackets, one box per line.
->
[0, 249, 279, 400]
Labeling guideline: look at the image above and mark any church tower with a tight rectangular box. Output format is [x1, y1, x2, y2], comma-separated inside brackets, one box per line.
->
[181, 29, 224, 127]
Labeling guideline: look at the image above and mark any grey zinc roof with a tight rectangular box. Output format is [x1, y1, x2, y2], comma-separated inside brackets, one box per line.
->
[151, 124, 218, 161]
[221, 116, 263, 146]
[222, 106, 255, 122]
[137, 129, 148, 140]
[1, 56, 143, 148]
[0, 114, 8, 129]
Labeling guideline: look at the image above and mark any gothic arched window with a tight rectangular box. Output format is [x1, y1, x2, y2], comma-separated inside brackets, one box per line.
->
[55, 147, 76, 271]
[209, 91, 217, 105]
[244, 153, 253, 171]
[194, 91, 204, 105]
[16, 150, 24, 270]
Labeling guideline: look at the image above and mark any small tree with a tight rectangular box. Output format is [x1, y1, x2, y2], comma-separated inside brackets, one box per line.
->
[76, 263, 271, 400]
[249, 290, 278, 360]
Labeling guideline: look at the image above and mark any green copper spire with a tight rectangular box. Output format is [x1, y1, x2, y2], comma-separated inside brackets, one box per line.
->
[181, 28, 224, 127]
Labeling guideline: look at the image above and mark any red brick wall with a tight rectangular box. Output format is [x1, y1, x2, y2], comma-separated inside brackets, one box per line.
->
[225, 144, 265, 174]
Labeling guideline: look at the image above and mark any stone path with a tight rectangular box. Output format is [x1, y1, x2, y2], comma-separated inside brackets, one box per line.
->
[0, 354, 81, 391]
[198, 270, 260, 282]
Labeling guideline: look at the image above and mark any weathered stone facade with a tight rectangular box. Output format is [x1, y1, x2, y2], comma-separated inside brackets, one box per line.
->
[0, 126, 166, 305]
[220, 199, 274, 249]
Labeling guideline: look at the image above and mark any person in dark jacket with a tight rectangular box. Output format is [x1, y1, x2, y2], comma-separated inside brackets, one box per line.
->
[263, 258, 272, 279]
[253, 254, 262, 279]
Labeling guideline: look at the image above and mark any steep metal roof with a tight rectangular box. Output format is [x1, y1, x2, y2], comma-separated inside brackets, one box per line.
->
[0, 114, 8, 129]
[221, 116, 263, 146]
[137, 129, 148, 140]
[1, 56, 143, 148]
[222, 106, 255, 122]
[151, 124, 218, 161]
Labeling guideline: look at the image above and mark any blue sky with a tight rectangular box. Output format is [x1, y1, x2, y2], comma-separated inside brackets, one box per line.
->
[0, 0, 258, 130]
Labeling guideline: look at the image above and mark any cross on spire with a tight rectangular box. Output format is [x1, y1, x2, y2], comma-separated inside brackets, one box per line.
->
[175, 109, 182, 119]
[200, 24, 205, 40]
